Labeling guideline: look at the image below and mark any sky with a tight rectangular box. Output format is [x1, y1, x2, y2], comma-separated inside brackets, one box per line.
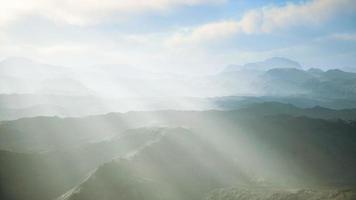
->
[0, 0, 356, 74]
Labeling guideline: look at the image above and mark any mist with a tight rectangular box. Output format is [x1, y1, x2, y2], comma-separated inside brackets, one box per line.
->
[1, 0, 356, 200]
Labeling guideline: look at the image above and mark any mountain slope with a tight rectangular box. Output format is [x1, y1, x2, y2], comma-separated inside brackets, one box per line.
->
[1, 108, 356, 200]
[0, 128, 163, 200]
[64, 117, 356, 200]
[67, 127, 247, 200]
[206, 187, 356, 200]
[2, 102, 356, 152]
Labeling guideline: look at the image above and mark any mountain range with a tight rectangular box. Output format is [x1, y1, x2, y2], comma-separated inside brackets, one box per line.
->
[225, 57, 303, 72]
[1, 103, 356, 199]
[1, 57, 356, 120]
[1, 56, 356, 200]
[1, 56, 356, 99]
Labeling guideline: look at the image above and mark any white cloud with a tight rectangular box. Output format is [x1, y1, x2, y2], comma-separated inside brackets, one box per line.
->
[167, 20, 239, 46]
[169, 0, 356, 45]
[254, 0, 356, 33]
[1, 0, 355, 73]
[0, 0, 225, 26]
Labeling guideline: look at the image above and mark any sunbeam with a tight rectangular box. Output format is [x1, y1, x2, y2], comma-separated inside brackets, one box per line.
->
[1, 0, 356, 200]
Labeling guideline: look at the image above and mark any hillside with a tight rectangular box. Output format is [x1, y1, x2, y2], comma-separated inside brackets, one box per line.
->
[2, 102, 356, 152]
[63, 116, 356, 200]
[1, 106, 356, 200]
[0, 128, 164, 200]
[206, 187, 356, 200]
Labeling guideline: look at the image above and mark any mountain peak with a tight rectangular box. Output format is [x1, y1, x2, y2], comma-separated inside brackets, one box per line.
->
[308, 68, 324, 74]
[225, 57, 302, 72]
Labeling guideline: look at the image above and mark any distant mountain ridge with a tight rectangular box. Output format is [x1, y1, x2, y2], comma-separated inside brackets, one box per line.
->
[225, 57, 302, 72]
[1, 56, 356, 120]
[1, 56, 355, 99]
[216, 66, 356, 98]
[0, 57, 92, 95]
[1, 102, 356, 153]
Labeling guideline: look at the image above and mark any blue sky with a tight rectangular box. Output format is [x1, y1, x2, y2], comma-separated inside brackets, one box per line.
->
[0, 0, 355, 73]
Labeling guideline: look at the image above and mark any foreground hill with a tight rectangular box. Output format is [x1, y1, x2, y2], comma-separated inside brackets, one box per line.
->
[206, 187, 356, 200]
[64, 117, 356, 200]
[67, 127, 246, 200]
[0, 128, 164, 200]
[1, 106, 356, 199]
[0, 150, 77, 200]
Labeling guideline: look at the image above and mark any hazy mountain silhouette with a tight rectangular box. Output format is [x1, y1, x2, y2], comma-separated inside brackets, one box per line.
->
[261, 68, 356, 98]
[1, 57, 356, 108]
[0, 57, 91, 96]
[215, 66, 356, 98]
[225, 57, 302, 72]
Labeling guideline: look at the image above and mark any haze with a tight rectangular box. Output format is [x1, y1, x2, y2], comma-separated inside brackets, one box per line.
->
[1, 1, 356, 200]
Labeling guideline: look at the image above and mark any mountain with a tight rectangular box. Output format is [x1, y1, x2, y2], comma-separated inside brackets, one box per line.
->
[63, 115, 356, 200]
[225, 57, 302, 72]
[1, 107, 356, 199]
[0, 57, 92, 96]
[0, 114, 128, 152]
[261, 68, 356, 98]
[238, 102, 356, 120]
[211, 95, 356, 110]
[216, 66, 356, 98]
[1, 57, 356, 108]
[264, 68, 314, 84]
[2, 102, 356, 152]
[0, 57, 70, 80]
[0, 94, 215, 121]
[0, 94, 105, 121]
[66, 127, 247, 200]
[0, 150, 78, 200]
[206, 187, 356, 200]
[0, 104, 68, 120]
[0, 128, 164, 200]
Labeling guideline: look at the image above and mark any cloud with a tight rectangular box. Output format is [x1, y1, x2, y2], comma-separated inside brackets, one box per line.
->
[252, 0, 356, 33]
[167, 20, 240, 46]
[1, 0, 356, 73]
[0, 0, 225, 26]
[169, 0, 356, 45]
